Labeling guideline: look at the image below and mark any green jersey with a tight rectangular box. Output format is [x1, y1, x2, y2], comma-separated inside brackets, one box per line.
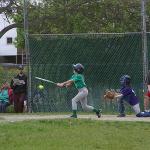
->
[70, 74, 86, 89]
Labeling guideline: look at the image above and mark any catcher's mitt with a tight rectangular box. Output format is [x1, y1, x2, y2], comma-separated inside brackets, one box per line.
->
[104, 91, 116, 100]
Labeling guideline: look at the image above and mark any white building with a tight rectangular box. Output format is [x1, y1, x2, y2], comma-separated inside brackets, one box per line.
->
[0, 13, 17, 63]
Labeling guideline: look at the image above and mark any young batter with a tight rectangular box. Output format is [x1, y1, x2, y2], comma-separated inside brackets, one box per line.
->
[57, 63, 101, 118]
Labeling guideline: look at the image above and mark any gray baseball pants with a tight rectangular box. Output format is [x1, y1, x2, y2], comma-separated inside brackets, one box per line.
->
[72, 87, 94, 111]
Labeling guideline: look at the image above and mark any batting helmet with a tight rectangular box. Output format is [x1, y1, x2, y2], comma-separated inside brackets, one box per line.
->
[120, 75, 131, 86]
[73, 63, 84, 74]
[18, 65, 24, 70]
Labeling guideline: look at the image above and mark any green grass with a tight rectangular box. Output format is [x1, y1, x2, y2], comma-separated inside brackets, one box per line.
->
[0, 119, 150, 150]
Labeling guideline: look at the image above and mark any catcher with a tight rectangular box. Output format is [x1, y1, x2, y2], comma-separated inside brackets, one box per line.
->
[105, 75, 150, 117]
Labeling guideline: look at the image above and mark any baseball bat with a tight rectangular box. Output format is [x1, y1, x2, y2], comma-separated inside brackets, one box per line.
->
[35, 77, 57, 85]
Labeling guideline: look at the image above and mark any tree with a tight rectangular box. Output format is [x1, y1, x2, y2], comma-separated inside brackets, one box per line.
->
[0, 0, 22, 38]
[1, 0, 150, 49]
[24, 0, 149, 34]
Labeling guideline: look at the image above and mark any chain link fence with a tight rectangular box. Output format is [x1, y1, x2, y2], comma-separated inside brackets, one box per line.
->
[27, 33, 149, 113]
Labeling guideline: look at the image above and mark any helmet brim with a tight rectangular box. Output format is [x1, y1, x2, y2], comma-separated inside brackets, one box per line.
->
[18, 65, 24, 70]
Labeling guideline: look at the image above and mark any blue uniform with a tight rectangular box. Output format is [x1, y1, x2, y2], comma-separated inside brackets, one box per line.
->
[118, 85, 150, 117]
[118, 75, 150, 117]
[118, 86, 139, 115]
[120, 86, 139, 106]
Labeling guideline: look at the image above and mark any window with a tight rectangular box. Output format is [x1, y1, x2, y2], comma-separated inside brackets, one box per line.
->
[7, 37, 13, 44]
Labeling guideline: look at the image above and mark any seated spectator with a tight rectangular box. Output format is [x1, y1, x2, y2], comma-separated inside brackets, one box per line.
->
[0, 82, 13, 113]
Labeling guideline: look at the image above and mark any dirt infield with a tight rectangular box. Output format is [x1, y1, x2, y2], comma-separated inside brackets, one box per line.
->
[0, 114, 150, 122]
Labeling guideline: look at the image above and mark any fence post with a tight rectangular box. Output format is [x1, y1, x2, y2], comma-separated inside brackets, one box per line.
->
[141, 0, 148, 92]
[23, 0, 32, 112]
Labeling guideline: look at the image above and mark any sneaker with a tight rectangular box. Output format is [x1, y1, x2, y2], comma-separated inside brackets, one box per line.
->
[117, 114, 126, 117]
[136, 112, 150, 117]
[96, 109, 102, 118]
[136, 112, 142, 117]
[70, 114, 77, 118]
[144, 110, 150, 113]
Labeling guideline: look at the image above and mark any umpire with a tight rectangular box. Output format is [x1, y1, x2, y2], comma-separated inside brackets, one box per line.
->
[11, 65, 27, 113]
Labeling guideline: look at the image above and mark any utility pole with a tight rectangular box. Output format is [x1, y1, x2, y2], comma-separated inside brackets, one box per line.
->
[141, 0, 148, 92]
[23, 0, 32, 112]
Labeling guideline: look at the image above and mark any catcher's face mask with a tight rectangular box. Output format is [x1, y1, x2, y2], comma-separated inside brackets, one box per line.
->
[120, 75, 131, 86]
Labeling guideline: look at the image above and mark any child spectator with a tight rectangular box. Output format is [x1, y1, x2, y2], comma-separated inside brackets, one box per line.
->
[0, 82, 12, 113]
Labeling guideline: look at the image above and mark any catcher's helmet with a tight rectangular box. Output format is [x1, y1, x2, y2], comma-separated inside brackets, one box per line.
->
[120, 75, 131, 86]
[73, 63, 84, 74]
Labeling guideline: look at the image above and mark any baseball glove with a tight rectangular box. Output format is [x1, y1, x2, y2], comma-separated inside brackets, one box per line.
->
[104, 91, 116, 100]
